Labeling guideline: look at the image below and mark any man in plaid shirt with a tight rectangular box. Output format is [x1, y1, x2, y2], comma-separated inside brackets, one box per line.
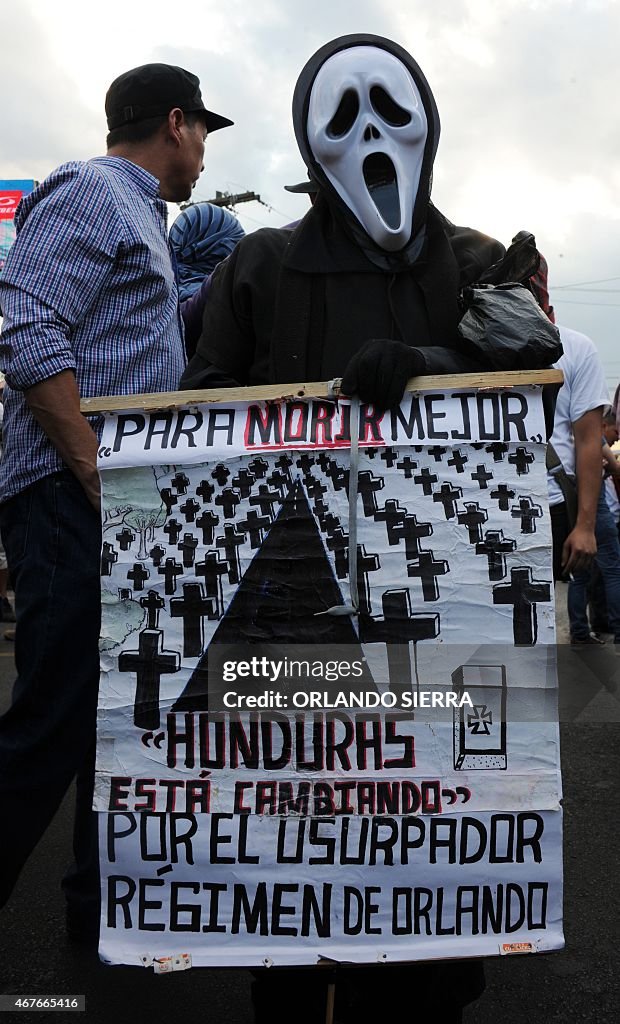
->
[0, 63, 232, 938]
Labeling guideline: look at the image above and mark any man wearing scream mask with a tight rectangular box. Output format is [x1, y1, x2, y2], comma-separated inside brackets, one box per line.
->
[180, 34, 557, 1023]
[181, 34, 558, 403]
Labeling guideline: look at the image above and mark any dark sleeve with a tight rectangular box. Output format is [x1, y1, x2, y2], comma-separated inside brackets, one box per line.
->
[414, 346, 485, 374]
[181, 274, 213, 359]
[179, 231, 284, 391]
[179, 244, 254, 390]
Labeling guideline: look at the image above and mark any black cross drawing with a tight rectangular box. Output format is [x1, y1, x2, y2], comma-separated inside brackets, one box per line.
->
[267, 469, 289, 499]
[149, 543, 166, 567]
[101, 542, 118, 576]
[357, 471, 384, 516]
[160, 488, 178, 515]
[376, 501, 432, 559]
[118, 588, 131, 601]
[119, 629, 180, 730]
[365, 447, 379, 460]
[275, 453, 294, 483]
[326, 462, 349, 492]
[414, 467, 438, 495]
[326, 526, 349, 579]
[493, 566, 552, 645]
[486, 443, 509, 462]
[171, 471, 189, 495]
[211, 463, 230, 486]
[296, 453, 315, 475]
[351, 545, 381, 615]
[196, 479, 215, 503]
[231, 469, 256, 498]
[249, 484, 280, 520]
[180, 497, 201, 523]
[511, 497, 543, 534]
[317, 452, 333, 474]
[214, 488, 241, 519]
[447, 449, 468, 473]
[428, 446, 448, 462]
[170, 582, 211, 657]
[116, 527, 135, 551]
[163, 519, 183, 545]
[127, 562, 149, 591]
[433, 482, 463, 520]
[177, 532, 198, 569]
[396, 456, 418, 479]
[380, 447, 398, 468]
[467, 704, 493, 735]
[216, 524, 246, 584]
[508, 447, 535, 476]
[362, 588, 439, 697]
[320, 512, 341, 535]
[374, 499, 407, 543]
[313, 497, 329, 519]
[471, 464, 494, 489]
[196, 509, 219, 545]
[304, 475, 327, 502]
[325, 542, 382, 615]
[239, 509, 271, 549]
[457, 502, 489, 544]
[140, 590, 165, 629]
[248, 456, 269, 479]
[475, 530, 517, 581]
[157, 557, 183, 595]
[195, 552, 228, 619]
[407, 551, 450, 601]
[393, 514, 434, 560]
[491, 483, 516, 511]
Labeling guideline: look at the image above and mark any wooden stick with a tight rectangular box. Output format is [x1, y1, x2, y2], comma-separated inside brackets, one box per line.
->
[80, 369, 563, 415]
[325, 982, 336, 1024]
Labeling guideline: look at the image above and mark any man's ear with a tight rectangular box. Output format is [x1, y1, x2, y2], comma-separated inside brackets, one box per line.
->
[166, 108, 185, 146]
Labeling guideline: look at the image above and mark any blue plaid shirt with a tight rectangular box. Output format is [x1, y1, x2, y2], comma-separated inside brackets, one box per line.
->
[0, 156, 186, 500]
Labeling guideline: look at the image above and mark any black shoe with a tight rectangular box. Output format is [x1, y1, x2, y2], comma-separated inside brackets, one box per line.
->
[570, 632, 605, 645]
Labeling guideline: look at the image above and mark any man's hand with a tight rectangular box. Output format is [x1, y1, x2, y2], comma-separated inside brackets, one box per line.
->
[341, 340, 425, 411]
[25, 370, 101, 511]
[560, 406, 604, 576]
[561, 523, 597, 576]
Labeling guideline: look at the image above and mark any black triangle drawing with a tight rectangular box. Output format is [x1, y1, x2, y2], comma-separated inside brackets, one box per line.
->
[172, 480, 377, 711]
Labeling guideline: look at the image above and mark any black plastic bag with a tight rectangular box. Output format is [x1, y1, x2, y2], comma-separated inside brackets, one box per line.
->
[458, 282, 563, 370]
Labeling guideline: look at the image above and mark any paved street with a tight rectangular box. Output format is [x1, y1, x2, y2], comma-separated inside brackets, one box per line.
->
[1, 583, 618, 1022]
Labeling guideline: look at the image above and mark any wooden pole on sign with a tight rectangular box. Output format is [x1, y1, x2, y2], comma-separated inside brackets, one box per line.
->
[79, 369, 563, 414]
[325, 981, 336, 1024]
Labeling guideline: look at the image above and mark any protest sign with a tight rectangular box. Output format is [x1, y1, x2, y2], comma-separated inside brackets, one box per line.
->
[92, 377, 564, 967]
[0, 180, 35, 273]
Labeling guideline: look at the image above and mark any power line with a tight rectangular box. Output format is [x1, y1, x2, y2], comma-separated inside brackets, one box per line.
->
[553, 276, 620, 290]
[554, 299, 620, 308]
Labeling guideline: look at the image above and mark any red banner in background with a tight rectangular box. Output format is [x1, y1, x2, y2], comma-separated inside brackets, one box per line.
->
[0, 191, 23, 220]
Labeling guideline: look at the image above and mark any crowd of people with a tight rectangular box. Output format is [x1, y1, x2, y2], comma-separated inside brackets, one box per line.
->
[0, 35, 616, 1024]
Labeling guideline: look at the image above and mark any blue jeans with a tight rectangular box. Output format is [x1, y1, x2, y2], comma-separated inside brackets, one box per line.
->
[0, 471, 101, 912]
[568, 490, 620, 642]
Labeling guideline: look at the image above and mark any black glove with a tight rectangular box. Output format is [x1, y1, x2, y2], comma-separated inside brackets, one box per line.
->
[341, 340, 426, 410]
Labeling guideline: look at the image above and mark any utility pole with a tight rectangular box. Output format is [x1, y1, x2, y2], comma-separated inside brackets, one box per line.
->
[180, 190, 263, 212]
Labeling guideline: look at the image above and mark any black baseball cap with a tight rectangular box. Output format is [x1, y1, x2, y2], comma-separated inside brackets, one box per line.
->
[105, 63, 233, 133]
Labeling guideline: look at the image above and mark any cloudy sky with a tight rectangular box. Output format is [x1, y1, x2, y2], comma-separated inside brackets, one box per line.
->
[2, 0, 619, 390]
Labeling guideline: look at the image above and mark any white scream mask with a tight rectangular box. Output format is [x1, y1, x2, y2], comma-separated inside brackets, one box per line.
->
[307, 46, 428, 252]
